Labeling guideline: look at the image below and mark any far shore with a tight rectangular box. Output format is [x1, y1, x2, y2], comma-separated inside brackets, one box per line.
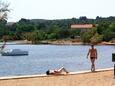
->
[1, 39, 115, 45]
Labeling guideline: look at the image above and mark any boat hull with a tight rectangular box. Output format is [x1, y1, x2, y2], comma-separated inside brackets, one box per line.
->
[1, 52, 28, 56]
[1, 49, 28, 56]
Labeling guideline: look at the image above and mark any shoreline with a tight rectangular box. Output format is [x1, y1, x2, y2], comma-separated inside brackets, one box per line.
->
[1, 40, 115, 45]
[0, 67, 113, 80]
[0, 68, 114, 86]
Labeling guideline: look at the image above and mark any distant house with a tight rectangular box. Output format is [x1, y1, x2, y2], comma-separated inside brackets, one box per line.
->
[71, 24, 96, 32]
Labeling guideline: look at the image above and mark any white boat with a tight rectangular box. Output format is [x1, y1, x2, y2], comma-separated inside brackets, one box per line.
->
[1, 49, 29, 56]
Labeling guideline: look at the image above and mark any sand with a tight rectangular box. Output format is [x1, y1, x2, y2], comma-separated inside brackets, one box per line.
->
[0, 69, 115, 86]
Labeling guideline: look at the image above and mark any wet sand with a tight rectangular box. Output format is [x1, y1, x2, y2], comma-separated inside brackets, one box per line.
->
[0, 69, 115, 86]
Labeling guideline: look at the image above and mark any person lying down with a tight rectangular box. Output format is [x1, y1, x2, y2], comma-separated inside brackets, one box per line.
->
[46, 67, 69, 75]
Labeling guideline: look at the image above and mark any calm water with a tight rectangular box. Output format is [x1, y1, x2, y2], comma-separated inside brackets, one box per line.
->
[0, 44, 115, 77]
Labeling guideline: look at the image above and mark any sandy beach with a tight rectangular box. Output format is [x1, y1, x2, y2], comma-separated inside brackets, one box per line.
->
[0, 69, 115, 86]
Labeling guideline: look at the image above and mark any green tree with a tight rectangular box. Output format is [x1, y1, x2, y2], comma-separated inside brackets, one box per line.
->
[109, 23, 115, 32]
[97, 22, 110, 34]
[22, 30, 46, 43]
[90, 33, 103, 44]
[103, 29, 115, 41]
[47, 33, 57, 39]
[81, 28, 97, 43]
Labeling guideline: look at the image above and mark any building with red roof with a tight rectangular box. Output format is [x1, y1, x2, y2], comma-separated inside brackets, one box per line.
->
[71, 24, 96, 32]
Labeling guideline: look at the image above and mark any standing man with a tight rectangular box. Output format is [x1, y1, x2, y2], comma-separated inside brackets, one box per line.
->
[87, 44, 97, 72]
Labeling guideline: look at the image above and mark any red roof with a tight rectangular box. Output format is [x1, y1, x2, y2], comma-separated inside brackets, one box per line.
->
[71, 24, 95, 29]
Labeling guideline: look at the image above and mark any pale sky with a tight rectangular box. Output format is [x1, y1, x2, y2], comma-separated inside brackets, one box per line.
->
[3, 0, 115, 22]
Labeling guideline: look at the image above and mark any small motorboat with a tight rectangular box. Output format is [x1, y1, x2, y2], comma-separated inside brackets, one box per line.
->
[1, 49, 29, 56]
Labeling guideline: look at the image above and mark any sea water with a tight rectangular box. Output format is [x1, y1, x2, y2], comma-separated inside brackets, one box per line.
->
[0, 44, 114, 76]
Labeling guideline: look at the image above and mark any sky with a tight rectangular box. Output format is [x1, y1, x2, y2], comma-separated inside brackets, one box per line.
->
[3, 0, 115, 22]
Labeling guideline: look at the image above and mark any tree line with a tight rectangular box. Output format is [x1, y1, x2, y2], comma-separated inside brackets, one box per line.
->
[0, 1, 115, 44]
[0, 17, 115, 44]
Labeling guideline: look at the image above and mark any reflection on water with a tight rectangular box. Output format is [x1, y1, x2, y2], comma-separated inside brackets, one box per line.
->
[0, 44, 114, 76]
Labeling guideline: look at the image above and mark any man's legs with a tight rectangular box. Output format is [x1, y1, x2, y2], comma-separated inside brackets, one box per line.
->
[59, 67, 68, 73]
[91, 58, 95, 72]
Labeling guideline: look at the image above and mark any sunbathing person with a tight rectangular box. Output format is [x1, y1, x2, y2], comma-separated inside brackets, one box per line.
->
[46, 67, 69, 75]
